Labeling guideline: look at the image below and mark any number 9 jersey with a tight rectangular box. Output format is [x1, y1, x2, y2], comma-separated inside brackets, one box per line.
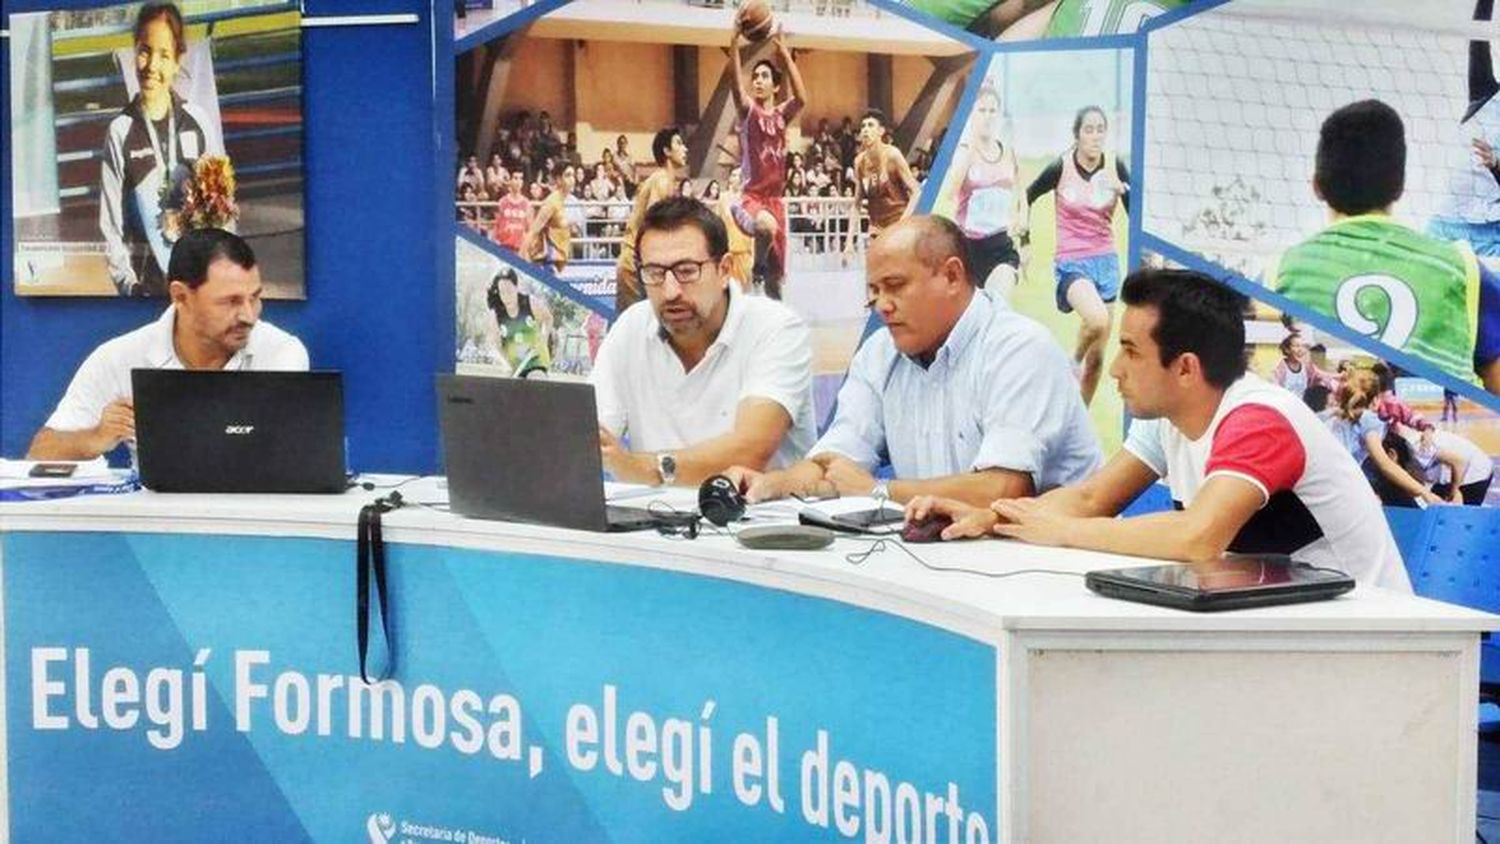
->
[1271, 213, 1496, 386]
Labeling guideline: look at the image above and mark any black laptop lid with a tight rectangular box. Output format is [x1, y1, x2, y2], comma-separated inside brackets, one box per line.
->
[132, 370, 346, 494]
[1085, 555, 1356, 612]
[437, 374, 610, 532]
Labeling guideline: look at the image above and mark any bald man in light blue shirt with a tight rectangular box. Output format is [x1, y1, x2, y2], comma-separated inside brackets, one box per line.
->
[730, 215, 1100, 506]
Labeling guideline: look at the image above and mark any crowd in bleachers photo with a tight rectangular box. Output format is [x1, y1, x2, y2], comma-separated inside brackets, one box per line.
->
[456, 109, 933, 260]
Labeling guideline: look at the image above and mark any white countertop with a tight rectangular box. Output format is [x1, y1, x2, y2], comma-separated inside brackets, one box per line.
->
[3, 477, 1496, 641]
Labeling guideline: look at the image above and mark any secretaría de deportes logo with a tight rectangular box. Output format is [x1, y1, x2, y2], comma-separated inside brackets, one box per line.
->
[367, 811, 511, 844]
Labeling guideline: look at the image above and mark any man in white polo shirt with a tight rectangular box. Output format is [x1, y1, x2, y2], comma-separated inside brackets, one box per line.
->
[591, 196, 816, 486]
[908, 268, 1410, 591]
[27, 227, 308, 461]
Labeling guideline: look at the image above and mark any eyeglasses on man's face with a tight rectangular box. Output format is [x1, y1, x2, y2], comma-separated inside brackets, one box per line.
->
[638, 258, 716, 287]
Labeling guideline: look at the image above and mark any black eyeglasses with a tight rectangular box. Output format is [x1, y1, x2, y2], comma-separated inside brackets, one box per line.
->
[638, 258, 716, 287]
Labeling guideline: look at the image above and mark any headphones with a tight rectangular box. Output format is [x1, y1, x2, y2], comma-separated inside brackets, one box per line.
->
[698, 474, 747, 527]
[654, 512, 700, 539]
[655, 475, 745, 539]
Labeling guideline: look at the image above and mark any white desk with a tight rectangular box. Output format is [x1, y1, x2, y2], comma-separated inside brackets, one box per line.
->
[2, 484, 1494, 843]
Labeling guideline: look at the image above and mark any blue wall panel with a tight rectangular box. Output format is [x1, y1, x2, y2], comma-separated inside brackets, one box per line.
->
[1, 1, 442, 472]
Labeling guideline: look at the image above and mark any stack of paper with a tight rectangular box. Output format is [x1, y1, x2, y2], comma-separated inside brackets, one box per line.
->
[0, 458, 137, 500]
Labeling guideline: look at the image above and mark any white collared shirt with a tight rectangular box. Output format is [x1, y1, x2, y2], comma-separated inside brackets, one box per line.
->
[44, 307, 309, 431]
[591, 283, 817, 470]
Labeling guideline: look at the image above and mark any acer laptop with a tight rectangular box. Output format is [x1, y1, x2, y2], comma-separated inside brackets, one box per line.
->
[437, 374, 659, 532]
[1085, 554, 1355, 612]
[132, 370, 347, 493]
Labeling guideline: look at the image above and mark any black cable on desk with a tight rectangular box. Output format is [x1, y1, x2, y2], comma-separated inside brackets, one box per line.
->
[838, 535, 1085, 580]
[350, 474, 425, 492]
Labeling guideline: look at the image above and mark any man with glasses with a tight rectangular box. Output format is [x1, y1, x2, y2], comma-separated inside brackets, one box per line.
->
[590, 197, 817, 486]
[727, 214, 1100, 506]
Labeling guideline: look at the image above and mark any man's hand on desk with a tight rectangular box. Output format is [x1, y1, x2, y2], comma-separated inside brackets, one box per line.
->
[93, 398, 136, 454]
[812, 453, 877, 498]
[904, 495, 998, 540]
[990, 497, 1074, 547]
[722, 464, 783, 503]
[722, 462, 830, 503]
[31, 398, 136, 460]
[598, 427, 659, 485]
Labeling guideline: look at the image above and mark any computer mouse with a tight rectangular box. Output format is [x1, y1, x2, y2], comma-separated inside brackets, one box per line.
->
[901, 514, 952, 543]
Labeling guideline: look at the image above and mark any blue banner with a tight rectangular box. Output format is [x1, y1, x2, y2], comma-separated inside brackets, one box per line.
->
[4, 531, 998, 842]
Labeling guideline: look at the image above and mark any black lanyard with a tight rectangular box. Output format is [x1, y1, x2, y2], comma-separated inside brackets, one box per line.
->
[356, 492, 402, 684]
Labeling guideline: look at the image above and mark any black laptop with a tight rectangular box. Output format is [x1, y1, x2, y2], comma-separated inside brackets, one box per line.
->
[1085, 554, 1356, 612]
[436, 374, 659, 532]
[132, 370, 347, 494]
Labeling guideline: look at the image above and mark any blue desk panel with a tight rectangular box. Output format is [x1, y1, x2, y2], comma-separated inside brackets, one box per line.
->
[5, 531, 997, 842]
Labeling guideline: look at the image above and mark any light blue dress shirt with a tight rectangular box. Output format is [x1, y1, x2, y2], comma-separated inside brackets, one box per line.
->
[812, 289, 1101, 491]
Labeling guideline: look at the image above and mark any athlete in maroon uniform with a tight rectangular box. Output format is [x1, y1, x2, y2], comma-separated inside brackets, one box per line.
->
[490, 171, 532, 252]
[729, 23, 807, 299]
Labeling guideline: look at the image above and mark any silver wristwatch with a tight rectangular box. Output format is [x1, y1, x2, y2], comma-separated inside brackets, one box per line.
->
[870, 480, 890, 504]
[656, 453, 678, 486]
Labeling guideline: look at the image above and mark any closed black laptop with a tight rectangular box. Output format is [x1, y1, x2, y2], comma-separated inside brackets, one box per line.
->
[437, 374, 658, 532]
[1085, 555, 1356, 612]
[132, 370, 346, 493]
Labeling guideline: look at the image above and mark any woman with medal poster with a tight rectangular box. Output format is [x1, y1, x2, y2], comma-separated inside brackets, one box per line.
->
[99, 2, 225, 297]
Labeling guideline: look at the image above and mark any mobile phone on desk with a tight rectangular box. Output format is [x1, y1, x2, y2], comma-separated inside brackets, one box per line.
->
[28, 463, 77, 479]
[799, 505, 904, 535]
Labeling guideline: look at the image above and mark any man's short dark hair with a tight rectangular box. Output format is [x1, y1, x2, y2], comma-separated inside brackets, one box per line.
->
[1120, 268, 1248, 389]
[861, 108, 887, 129]
[752, 59, 783, 88]
[1315, 99, 1405, 215]
[909, 215, 976, 287]
[167, 227, 256, 289]
[635, 196, 729, 261]
[135, 2, 186, 58]
[651, 127, 681, 166]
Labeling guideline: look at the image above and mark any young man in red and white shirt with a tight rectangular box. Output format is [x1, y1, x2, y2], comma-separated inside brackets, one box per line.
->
[908, 268, 1411, 591]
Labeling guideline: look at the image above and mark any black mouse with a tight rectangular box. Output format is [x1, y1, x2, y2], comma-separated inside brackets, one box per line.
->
[901, 514, 952, 543]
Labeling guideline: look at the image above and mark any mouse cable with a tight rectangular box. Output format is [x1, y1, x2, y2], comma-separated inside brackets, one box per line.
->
[838, 535, 1084, 580]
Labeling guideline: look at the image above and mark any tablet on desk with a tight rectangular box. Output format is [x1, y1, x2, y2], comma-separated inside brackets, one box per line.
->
[799, 504, 904, 535]
[1085, 555, 1355, 612]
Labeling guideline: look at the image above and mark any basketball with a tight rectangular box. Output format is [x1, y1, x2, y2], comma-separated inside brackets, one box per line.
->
[737, 0, 775, 42]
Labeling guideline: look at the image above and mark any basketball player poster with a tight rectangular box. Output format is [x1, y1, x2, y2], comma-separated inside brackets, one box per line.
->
[450, 0, 979, 427]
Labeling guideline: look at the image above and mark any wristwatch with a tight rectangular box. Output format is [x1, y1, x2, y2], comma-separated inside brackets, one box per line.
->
[656, 453, 678, 486]
[870, 480, 890, 504]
